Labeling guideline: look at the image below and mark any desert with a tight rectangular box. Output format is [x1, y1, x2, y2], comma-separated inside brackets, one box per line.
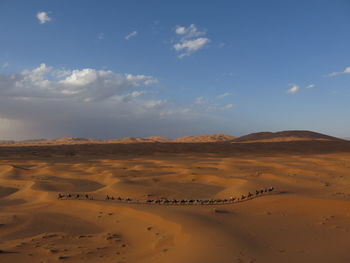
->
[2, 2, 350, 262]
[1, 131, 350, 263]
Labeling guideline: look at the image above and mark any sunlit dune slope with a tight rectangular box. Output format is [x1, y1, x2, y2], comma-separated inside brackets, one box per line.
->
[173, 134, 236, 143]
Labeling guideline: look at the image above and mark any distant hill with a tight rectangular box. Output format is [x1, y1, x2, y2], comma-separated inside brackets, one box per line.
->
[0, 134, 236, 145]
[174, 134, 236, 143]
[49, 137, 100, 144]
[145, 136, 170, 142]
[234, 130, 342, 143]
[107, 137, 149, 143]
[0, 137, 100, 145]
[1, 131, 343, 146]
[108, 134, 235, 143]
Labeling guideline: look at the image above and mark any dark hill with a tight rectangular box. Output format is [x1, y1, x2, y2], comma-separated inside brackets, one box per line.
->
[234, 130, 342, 143]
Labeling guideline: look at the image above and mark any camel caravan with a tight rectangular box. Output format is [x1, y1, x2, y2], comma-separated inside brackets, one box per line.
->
[57, 186, 275, 206]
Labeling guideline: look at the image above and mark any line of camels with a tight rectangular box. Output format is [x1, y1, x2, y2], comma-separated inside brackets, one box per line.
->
[57, 186, 275, 206]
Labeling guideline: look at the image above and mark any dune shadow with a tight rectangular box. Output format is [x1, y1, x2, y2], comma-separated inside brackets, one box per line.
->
[0, 250, 19, 254]
[0, 186, 19, 199]
[31, 176, 104, 192]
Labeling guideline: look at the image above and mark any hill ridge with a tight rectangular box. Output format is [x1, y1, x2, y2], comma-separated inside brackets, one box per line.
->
[233, 130, 342, 143]
[0, 130, 344, 145]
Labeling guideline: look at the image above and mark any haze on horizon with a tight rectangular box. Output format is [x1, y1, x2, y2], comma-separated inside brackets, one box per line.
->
[0, 0, 350, 140]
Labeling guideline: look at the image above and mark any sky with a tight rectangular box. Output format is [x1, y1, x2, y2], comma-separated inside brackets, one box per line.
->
[0, 0, 350, 140]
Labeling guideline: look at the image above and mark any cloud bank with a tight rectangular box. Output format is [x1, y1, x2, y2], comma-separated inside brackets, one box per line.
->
[0, 64, 235, 140]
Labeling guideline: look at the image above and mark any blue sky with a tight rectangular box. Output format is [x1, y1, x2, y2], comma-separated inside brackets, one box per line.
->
[0, 0, 350, 140]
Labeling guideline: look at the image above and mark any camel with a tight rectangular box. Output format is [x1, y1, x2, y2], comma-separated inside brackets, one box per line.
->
[229, 197, 236, 202]
[59, 186, 275, 206]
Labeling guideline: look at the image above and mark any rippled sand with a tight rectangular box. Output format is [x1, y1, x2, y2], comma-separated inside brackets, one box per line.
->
[1, 142, 350, 262]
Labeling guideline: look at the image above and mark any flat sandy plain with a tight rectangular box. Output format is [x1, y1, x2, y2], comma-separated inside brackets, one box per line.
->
[1, 141, 350, 263]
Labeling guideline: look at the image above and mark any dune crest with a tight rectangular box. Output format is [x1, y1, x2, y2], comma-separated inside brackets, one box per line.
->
[174, 134, 236, 143]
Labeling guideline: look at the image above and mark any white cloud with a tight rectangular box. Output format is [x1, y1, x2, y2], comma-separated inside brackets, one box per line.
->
[1, 63, 157, 102]
[287, 83, 300, 94]
[174, 38, 210, 58]
[194, 96, 206, 105]
[126, 74, 158, 86]
[222, 104, 234, 110]
[173, 24, 210, 58]
[287, 83, 316, 94]
[36, 11, 52, 24]
[192, 95, 235, 112]
[328, 66, 350, 77]
[60, 68, 98, 87]
[175, 26, 186, 35]
[175, 24, 205, 38]
[143, 100, 166, 109]
[305, 84, 315, 89]
[129, 90, 145, 98]
[122, 91, 145, 102]
[125, 31, 138, 40]
[217, 92, 232, 99]
[206, 103, 234, 112]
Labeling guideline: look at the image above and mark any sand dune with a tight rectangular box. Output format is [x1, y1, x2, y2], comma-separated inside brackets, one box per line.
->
[1, 130, 346, 146]
[1, 139, 350, 262]
[0, 133, 236, 145]
[173, 134, 236, 143]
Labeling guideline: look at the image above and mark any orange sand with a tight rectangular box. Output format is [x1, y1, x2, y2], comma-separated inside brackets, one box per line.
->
[1, 141, 350, 262]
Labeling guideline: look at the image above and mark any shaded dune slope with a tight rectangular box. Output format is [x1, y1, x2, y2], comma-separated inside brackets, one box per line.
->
[1, 140, 350, 158]
[234, 130, 343, 143]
